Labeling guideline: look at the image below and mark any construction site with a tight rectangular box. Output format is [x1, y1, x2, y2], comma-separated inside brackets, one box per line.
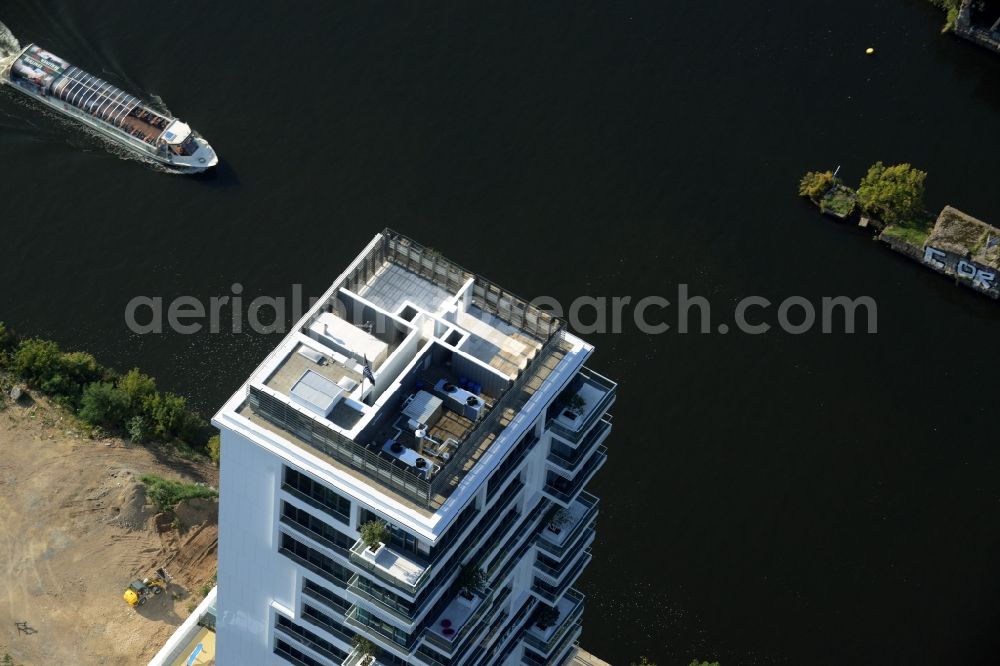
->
[0, 389, 219, 665]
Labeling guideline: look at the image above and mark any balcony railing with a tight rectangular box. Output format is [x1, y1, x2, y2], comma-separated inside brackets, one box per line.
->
[547, 417, 611, 473]
[345, 604, 412, 651]
[542, 447, 607, 506]
[346, 573, 415, 624]
[535, 492, 598, 560]
[275, 621, 348, 665]
[522, 588, 585, 655]
[421, 585, 498, 654]
[349, 540, 432, 597]
[342, 647, 383, 666]
[523, 620, 581, 666]
[546, 367, 617, 444]
[533, 531, 595, 582]
[531, 550, 592, 604]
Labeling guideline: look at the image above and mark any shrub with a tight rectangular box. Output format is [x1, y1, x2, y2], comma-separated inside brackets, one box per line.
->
[12, 338, 62, 387]
[0, 321, 13, 353]
[118, 368, 157, 414]
[79, 382, 131, 428]
[207, 434, 221, 465]
[457, 563, 486, 597]
[799, 170, 834, 200]
[127, 415, 148, 443]
[352, 636, 380, 663]
[11, 340, 105, 404]
[359, 520, 390, 550]
[856, 161, 927, 227]
[141, 474, 217, 512]
[145, 392, 205, 442]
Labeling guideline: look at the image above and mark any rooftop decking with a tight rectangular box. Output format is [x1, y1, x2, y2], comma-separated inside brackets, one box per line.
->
[358, 261, 454, 314]
[241, 230, 572, 514]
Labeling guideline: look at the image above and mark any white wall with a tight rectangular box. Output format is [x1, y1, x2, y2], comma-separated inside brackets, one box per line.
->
[216, 429, 296, 666]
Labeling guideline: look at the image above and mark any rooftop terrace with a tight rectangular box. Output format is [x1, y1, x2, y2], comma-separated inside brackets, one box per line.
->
[233, 230, 578, 518]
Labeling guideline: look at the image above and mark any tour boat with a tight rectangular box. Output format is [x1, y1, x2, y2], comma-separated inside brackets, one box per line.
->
[1, 44, 218, 171]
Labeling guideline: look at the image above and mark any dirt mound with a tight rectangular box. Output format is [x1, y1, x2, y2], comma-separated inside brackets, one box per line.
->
[173, 497, 218, 531]
[108, 478, 152, 531]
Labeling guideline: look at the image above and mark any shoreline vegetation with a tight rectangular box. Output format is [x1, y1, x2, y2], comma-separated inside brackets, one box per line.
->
[799, 163, 1000, 300]
[928, 0, 962, 32]
[0, 322, 219, 463]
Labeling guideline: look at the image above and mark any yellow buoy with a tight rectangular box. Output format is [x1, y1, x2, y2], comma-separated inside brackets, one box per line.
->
[866, 47, 875, 55]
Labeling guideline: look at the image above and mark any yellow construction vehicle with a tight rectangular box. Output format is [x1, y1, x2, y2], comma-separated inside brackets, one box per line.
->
[123, 568, 170, 607]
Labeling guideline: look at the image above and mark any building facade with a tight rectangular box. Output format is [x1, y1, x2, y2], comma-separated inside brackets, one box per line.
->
[212, 230, 614, 666]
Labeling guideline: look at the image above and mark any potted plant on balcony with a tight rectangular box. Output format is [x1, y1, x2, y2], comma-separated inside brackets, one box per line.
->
[567, 393, 587, 416]
[352, 635, 380, 666]
[456, 563, 486, 605]
[359, 520, 390, 562]
[533, 604, 561, 631]
[546, 506, 571, 536]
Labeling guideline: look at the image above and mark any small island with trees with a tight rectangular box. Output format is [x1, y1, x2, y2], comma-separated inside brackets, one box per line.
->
[799, 162, 1000, 300]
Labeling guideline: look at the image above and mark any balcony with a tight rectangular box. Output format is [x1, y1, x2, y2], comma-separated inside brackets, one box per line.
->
[423, 588, 488, 652]
[536, 492, 598, 560]
[349, 539, 431, 596]
[531, 549, 592, 604]
[546, 367, 616, 444]
[346, 573, 414, 624]
[542, 447, 607, 506]
[547, 416, 611, 474]
[523, 619, 582, 666]
[533, 531, 595, 585]
[344, 605, 411, 651]
[342, 647, 384, 666]
[522, 588, 585, 656]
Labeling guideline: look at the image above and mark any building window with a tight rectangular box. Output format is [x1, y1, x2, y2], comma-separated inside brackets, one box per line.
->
[486, 430, 536, 497]
[358, 508, 427, 560]
[303, 578, 352, 615]
[275, 615, 349, 663]
[354, 606, 410, 647]
[281, 502, 354, 555]
[274, 638, 327, 666]
[279, 532, 352, 586]
[283, 466, 352, 524]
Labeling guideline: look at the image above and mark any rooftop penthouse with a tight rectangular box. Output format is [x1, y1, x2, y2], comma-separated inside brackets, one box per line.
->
[221, 230, 605, 533]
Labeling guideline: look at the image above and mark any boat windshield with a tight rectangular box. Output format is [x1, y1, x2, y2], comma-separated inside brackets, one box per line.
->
[170, 135, 200, 156]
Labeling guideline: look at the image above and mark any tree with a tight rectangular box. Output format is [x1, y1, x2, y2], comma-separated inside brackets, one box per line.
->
[798, 170, 835, 200]
[630, 658, 656, 666]
[207, 434, 221, 465]
[359, 520, 390, 551]
[12, 338, 62, 386]
[352, 635, 380, 665]
[0, 322, 13, 368]
[546, 506, 572, 533]
[78, 382, 131, 428]
[145, 392, 203, 442]
[534, 604, 561, 629]
[127, 415, 149, 443]
[457, 563, 486, 598]
[856, 161, 927, 226]
[689, 661, 721, 666]
[118, 368, 157, 414]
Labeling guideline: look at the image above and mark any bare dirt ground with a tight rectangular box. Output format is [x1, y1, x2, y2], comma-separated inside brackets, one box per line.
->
[0, 390, 219, 665]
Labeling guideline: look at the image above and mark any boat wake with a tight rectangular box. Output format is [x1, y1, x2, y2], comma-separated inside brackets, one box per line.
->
[0, 89, 186, 173]
[0, 21, 21, 77]
[0, 21, 19, 56]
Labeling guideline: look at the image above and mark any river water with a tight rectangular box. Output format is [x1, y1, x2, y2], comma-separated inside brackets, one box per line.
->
[2, 1, 1000, 664]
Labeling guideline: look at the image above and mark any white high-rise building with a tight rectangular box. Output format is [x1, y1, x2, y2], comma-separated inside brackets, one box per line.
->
[212, 230, 614, 666]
